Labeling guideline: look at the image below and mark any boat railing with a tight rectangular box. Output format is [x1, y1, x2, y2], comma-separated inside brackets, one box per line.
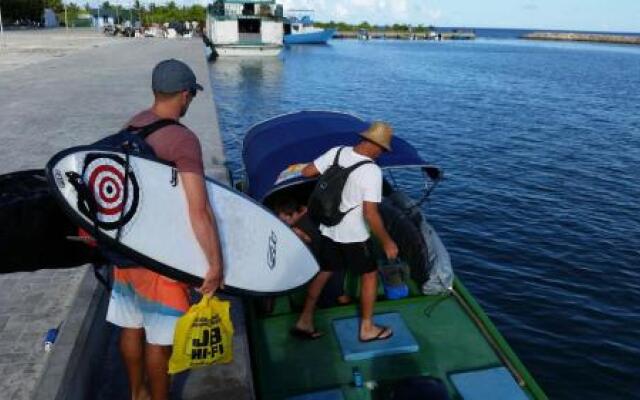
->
[239, 32, 262, 43]
[210, 14, 283, 22]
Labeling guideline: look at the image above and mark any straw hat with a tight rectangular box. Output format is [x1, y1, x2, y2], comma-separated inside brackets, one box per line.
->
[359, 121, 393, 151]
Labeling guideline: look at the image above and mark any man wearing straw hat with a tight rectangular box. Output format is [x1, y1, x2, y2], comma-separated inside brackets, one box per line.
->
[291, 121, 399, 341]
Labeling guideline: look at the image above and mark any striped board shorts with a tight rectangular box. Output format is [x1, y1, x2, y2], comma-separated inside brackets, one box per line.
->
[106, 267, 190, 345]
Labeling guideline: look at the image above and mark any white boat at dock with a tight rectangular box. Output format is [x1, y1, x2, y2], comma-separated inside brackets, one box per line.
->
[206, 0, 284, 57]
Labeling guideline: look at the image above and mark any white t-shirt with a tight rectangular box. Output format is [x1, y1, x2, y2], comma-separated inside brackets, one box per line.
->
[313, 146, 382, 243]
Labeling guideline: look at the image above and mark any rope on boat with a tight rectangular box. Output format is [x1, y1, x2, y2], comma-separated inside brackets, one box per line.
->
[451, 288, 526, 387]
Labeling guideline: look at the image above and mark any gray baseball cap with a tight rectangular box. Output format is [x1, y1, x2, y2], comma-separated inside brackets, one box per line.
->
[152, 59, 204, 94]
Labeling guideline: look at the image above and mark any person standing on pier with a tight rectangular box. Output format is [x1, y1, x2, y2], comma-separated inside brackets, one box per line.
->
[105, 59, 224, 400]
[291, 122, 399, 342]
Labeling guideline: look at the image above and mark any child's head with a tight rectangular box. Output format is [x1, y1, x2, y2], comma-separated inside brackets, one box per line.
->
[274, 197, 306, 226]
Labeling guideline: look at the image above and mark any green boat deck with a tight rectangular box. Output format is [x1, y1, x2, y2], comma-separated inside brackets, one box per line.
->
[246, 278, 547, 400]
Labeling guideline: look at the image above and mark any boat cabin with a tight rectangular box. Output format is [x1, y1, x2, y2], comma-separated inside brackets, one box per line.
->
[207, 0, 284, 55]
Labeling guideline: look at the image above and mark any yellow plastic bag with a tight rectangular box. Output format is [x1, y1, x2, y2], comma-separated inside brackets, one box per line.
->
[168, 296, 234, 374]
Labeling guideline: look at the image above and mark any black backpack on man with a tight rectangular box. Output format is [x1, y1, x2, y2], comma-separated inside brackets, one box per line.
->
[308, 147, 373, 227]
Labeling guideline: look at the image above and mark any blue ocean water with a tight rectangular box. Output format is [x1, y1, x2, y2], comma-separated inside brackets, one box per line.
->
[209, 38, 640, 399]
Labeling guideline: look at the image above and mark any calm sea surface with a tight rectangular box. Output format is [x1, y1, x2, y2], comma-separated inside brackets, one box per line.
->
[209, 36, 640, 399]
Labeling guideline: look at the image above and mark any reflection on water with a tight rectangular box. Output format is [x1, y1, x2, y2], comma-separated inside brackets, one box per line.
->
[209, 57, 284, 158]
[211, 57, 284, 88]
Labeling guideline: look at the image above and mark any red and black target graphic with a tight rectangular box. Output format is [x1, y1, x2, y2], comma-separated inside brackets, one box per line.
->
[80, 154, 139, 230]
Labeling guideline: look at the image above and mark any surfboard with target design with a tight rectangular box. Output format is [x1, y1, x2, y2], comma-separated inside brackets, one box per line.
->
[46, 146, 319, 294]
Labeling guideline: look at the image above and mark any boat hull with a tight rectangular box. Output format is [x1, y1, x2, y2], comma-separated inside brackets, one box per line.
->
[284, 29, 336, 44]
[214, 44, 283, 57]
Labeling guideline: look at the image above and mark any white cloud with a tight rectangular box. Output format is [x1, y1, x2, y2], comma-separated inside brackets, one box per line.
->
[283, 0, 443, 25]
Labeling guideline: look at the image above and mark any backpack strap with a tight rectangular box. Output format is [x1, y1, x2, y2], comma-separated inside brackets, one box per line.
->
[340, 159, 374, 216]
[332, 147, 373, 172]
[127, 119, 184, 140]
[344, 159, 373, 173]
[332, 146, 346, 166]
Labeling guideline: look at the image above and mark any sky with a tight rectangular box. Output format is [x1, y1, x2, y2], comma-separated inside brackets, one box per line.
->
[100, 0, 640, 33]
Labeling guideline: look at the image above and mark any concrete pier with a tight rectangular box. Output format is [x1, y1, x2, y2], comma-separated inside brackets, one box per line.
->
[0, 30, 252, 399]
[333, 30, 475, 40]
[522, 31, 640, 45]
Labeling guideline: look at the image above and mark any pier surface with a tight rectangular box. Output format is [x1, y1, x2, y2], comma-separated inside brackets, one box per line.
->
[523, 31, 640, 45]
[0, 29, 251, 399]
[0, 29, 114, 73]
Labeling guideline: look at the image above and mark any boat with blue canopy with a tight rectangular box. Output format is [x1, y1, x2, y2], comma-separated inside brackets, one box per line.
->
[239, 110, 548, 400]
[243, 110, 431, 203]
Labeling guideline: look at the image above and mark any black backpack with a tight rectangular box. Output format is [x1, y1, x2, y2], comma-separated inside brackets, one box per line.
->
[308, 147, 373, 227]
[93, 118, 183, 157]
[66, 119, 182, 287]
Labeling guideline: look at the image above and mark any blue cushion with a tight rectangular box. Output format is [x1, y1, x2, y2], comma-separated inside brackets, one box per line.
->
[332, 312, 419, 361]
[384, 283, 409, 300]
[449, 367, 528, 400]
[286, 389, 344, 400]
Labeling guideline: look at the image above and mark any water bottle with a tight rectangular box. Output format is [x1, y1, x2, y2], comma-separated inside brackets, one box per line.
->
[352, 367, 363, 388]
[43, 328, 59, 353]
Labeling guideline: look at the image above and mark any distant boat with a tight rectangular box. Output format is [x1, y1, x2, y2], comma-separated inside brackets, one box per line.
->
[205, 0, 284, 57]
[357, 28, 370, 40]
[283, 11, 335, 45]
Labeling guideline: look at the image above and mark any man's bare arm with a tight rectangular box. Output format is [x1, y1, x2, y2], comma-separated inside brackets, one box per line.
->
[363, 201, 399, 260]
[302, 163, 320, 178]
[181, 172, 223, 295]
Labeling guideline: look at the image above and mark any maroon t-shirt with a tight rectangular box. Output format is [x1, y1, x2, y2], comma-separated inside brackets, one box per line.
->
[126, 110, 204, 175]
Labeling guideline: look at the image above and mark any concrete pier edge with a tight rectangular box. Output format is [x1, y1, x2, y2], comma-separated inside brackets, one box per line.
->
[0, 33, 254, 399]
[33, 268, 109, 400]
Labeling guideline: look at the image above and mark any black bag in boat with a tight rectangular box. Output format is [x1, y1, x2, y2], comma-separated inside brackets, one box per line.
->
[379, 190, 453, 294]
[0, 169, 97, 273]
[379, 192, 430, 285]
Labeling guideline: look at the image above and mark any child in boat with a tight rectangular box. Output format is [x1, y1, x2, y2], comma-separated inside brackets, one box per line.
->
[274, 197, 351, 308]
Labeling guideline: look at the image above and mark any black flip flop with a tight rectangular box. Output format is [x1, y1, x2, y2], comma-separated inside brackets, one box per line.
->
[359, 326, 394, 343]
[290, 327, 325, 340]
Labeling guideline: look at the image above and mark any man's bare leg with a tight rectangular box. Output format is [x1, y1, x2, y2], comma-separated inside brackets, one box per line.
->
[359, 270, 393, 340]
[145, 344, 172, 400]
[295, 270, 333, 333]
[119, 328, 150, 400]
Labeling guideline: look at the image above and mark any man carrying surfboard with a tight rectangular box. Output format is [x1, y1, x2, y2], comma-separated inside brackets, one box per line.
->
[292, 121, 399, 342]
[105, 59, 224, 400]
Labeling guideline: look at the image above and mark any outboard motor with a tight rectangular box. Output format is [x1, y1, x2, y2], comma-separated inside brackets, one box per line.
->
[380, 190, 453, 294]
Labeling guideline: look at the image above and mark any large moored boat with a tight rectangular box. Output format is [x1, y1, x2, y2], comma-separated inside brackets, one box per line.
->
[206, 0, 284, 57]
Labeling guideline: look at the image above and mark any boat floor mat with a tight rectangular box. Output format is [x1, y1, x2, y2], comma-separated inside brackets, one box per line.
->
[286, 389, 344, 400]
[449, 366, 528, 400]
[332, 312, 419, 361]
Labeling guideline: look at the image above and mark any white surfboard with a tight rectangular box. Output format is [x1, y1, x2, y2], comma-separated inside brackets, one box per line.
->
[46, 147, 319, 294]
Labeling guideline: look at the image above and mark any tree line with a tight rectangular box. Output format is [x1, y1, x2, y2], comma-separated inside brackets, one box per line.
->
[315, 21, 436, 33]
[1, 2, 428, 31]
[0, 1, 206, 26]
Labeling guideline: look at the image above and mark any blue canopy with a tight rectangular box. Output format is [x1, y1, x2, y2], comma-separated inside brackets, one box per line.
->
[242, 111, 429, 202]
